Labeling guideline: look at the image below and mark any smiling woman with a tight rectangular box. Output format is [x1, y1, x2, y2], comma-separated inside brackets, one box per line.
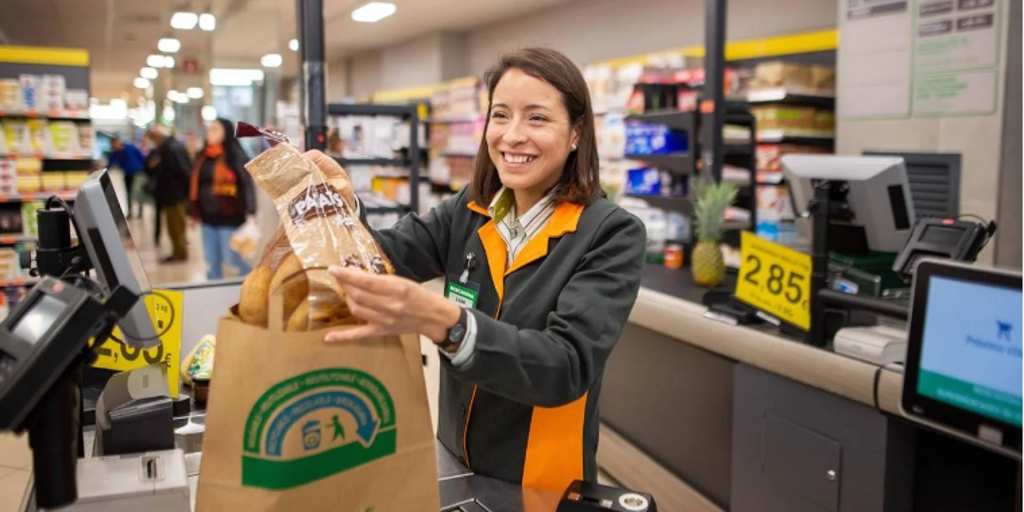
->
[305, 46, 646, 495]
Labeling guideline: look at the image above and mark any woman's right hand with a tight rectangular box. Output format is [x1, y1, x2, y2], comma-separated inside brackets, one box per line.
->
[304, 150, 357, 211]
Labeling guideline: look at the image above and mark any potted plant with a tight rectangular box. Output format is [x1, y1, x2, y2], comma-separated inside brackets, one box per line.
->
[691, 179, 738, 287]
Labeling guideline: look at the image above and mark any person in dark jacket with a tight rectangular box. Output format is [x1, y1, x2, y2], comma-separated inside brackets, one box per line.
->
[307, 48, 646, 493]
[107, 136, 146, 218]
[146, 125, 193, 263]
[188, 118, 256, 280]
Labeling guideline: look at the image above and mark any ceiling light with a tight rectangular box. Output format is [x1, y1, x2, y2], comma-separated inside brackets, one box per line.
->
[186, 87, 204, 99]
[352, 2, 396, 23]
[174, 95, 189, 104]
[199, 13, 216, 31]
[133, 77, 151, 89]
[260, 53, 283, 68]
[167, 90, 179, 101]
[209, 68, 265, 86]
[163, 55, 176, 68]
[147, 54, 166, 68]
[289, 39, 299, 52]
[140, 67, 158, 79]
[201, 105, 217, 121]
[170, 12, 198, 30]
[158, 38, 181, 53]
[163, 106, 175, 122]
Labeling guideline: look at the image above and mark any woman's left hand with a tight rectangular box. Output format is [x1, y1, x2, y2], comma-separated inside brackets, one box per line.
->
[325, 266, 461, 345]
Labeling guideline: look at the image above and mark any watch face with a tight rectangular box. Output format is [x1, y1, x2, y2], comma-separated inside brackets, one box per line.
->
[448, 323, 466, 344]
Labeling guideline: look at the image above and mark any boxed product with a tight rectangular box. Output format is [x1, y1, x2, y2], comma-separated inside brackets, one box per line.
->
[750, 62, 835, 91]
[77, 125, 94, 155]
[0, 248, 17, 279]
[626, 167, 661, 195]
[21, 202, 41, 236]
[0, 209, 23, 234]
[26, 119, 49, 154]
[2, 120, 31, 154]
[41, 174, 65, 192]
[0, 80, 22, 111]
[14, 157, 41, 176]
[756, 144, 832, 173]
[18, 75, 38, 110]
[40, 75, 66, 112]
[65, 89, 89, 112]
[16, 175, 41, 194]
[48, 122, 77, 154]
[64, 171, 89, 190]
[625, 122, 688, 155]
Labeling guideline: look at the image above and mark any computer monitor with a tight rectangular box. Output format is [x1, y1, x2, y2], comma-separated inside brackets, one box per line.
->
[74, 170, 159, 349]
[782, 155, 916, 252]
[902, 259, 1021, 459]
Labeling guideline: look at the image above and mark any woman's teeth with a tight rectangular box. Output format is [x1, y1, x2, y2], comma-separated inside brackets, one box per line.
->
[503, 153, 536, 164]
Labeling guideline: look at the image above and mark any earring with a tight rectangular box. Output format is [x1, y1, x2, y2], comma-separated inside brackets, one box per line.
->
[571, 144, 578, 151]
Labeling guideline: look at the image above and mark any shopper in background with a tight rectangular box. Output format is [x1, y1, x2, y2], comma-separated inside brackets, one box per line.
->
[107, 135, 145, 218]
[145, 124, 192, 263]
[308, 47, 645, 494]
[188, 118, 256, 280]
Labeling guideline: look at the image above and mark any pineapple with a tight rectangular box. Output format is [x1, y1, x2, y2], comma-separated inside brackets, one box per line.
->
[691, 179, 738, 287]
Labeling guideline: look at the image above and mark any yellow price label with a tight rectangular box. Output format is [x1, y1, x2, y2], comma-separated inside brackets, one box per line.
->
[734, 231, 812, 330]
[90, 289, 183, 397]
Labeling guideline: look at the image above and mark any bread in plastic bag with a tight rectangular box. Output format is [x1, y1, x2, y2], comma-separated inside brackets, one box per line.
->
[237, 122, 394, 330]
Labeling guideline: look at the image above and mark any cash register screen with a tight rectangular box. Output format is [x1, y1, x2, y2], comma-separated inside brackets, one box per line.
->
[917, 276, 1023, 426]
[12, 294, 66, 344]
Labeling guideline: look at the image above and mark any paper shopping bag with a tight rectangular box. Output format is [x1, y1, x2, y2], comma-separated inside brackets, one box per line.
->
[195, 308, 439, 511]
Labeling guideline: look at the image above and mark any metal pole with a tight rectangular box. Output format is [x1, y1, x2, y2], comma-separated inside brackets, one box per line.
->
[297, 0, 326, 151]
[409, 110, 420, 214]
[703, 0, 727, 182]
[809, 183, 831, 347]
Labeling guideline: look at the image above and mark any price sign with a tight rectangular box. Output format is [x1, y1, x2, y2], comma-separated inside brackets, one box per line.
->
[734, 231, 812, 330]
[90, 289, 183, 397]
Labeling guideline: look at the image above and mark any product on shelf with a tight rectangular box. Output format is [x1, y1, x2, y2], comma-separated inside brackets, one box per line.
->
[65, 89, 88, 112]
[64, 171, 89, 191]
[756, 144, 831, 174]
[624, 122, 688, 155]
[2, 120, 31, 154]
[77, 124, 94, 155]
[0, 80, 21, 111]
[21, 202, 41, 236]
[49, 121, 78, 154]
[751, 106, 834, 134]
[25, 118, 48, 154]
[18, 75, 37, 110]
[0, 209, 23, 234]
[40, 75, 66, 112]
[626, 167, 661, 195]
[748, 61, 836, 91]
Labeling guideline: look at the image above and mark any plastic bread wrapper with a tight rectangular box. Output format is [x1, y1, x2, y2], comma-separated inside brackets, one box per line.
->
[237, 122, 394, 329]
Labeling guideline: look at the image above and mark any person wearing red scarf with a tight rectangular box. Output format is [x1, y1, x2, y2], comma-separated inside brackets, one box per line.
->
[189, 118, 257, 280]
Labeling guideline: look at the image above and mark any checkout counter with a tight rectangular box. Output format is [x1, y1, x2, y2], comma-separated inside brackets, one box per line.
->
[597, 264, 1021, 512]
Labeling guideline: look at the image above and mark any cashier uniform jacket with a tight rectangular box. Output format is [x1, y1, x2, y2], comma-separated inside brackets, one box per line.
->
[361, 186, 646, 493]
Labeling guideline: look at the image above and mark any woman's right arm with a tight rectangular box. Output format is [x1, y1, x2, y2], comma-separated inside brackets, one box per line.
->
[305, 150, 454, 283]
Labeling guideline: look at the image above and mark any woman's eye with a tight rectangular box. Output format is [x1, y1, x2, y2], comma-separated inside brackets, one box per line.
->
[491, 112, 509, 119]
[530, 115, 548, 122]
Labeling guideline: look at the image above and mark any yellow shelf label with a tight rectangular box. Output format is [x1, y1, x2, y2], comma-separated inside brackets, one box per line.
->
[734, 231, 812, 330]
[89, 289, 183, 397]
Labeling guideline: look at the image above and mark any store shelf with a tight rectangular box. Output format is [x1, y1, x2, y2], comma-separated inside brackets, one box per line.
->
[2, 152, 93, 161]
[327, 104, 417, 118]
[430, 115, 484, 124]
[746, 87, 835, 108]
[0, 191, 76, 203]
[0, 235, 36, 245]
[625, 110, 697, 132]
[625, 194, 693, 214]
[756, 170, 786, 185]
[0, 108, 91, 121]
[335, 157, 409, 167]
[0, 278, 39, 289]
[440, 151, 477, 158]
[623, 153, 694, 174]
[756, 129, 835, 146]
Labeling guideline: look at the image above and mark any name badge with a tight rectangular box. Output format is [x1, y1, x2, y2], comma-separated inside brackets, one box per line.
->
[446, 276, 480, 309]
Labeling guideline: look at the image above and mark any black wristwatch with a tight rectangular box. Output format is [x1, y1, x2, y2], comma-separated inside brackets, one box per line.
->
[438, 307, 469, 351]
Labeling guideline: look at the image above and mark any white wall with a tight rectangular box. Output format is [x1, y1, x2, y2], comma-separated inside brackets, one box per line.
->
[350, 52, 383, 96]
[326, 59, 349, 101]
[465, 0, 838, 75]
[381, 33, 445, 90]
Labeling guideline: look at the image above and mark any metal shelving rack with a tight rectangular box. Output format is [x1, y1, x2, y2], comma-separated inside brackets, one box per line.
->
[325, 103, 422, 216]
[624, 101, 759, 232]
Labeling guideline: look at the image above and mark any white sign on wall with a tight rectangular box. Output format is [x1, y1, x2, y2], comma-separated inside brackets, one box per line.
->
[838, 0, 1002, 119]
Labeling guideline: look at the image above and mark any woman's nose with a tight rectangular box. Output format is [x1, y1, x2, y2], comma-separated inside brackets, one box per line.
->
[501, 120, 528, 145]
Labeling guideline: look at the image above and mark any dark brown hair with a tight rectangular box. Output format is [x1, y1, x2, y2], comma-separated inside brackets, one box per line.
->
[470, 47, 602, 207]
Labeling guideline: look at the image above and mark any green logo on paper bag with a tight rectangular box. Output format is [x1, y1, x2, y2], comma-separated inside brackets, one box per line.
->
[242, 368, 397, 490]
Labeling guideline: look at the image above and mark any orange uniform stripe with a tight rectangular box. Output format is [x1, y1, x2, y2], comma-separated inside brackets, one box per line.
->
[522, 392, 588, 492]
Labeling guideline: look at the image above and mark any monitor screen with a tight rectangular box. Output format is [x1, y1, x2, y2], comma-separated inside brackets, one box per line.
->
[917, 275, 1023, 427]
[99, 172, 151, 291]
[12, 294, 66, 344]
